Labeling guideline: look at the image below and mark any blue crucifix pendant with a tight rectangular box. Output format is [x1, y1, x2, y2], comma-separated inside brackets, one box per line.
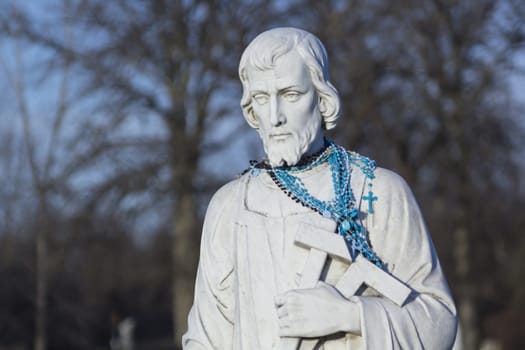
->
[363, 190, 378, 214]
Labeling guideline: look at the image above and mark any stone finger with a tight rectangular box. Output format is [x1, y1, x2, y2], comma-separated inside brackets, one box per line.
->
[276, 304, 288, 318]
[274, 293, 286, 307]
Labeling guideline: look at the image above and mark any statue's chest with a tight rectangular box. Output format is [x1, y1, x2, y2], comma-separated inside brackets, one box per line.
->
[237, 173, 352, 290]
[244, 170, 335, 217]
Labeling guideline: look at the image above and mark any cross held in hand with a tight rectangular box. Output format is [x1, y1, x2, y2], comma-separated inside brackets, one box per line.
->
[290, 223, 412, 350]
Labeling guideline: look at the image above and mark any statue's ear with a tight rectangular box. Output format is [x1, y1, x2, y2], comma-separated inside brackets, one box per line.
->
[244, 107, 259, 129]
[319, 96, 328, 115]
[249, 112, 259, 130]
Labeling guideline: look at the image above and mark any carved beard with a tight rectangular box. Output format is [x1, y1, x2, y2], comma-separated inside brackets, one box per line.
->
[260, 114, 322, 167]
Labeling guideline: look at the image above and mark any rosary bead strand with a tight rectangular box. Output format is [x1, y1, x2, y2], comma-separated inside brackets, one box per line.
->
[247, 139, 383, 268]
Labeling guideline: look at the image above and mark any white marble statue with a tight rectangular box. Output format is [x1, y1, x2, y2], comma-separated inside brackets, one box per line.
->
[183, 27, 457, 350]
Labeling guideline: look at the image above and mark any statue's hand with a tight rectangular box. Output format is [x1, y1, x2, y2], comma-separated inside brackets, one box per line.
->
[274, 282, 361, 338]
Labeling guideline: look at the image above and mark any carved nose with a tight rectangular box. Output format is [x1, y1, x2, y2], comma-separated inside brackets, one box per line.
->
[269, 95, 284, 127]
[272, 117, 284, 127]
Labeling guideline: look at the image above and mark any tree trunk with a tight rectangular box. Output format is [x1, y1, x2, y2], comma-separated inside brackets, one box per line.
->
[34, 226, 47, 350]
[454, 225, 477, 350]
[172, 189, 200, 345]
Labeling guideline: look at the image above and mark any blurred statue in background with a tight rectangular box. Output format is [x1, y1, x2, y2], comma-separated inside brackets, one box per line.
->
[110, 317, 135, 350]
[183, 27, 457, 349]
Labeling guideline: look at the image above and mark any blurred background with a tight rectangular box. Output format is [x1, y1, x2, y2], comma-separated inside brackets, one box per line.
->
[0, 1, 524, 349]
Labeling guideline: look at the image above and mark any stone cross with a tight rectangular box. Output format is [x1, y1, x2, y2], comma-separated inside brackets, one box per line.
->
[280, 222, 353, 350]
[284, 223, 412, 350]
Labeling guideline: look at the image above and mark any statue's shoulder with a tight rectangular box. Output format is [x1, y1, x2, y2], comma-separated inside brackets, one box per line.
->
[374, 167, 407, 185]
[375, 167, 410, 189]
[204, 175, 247, 222]
[347, 150, 377, 180]
[370, 167, 414, 203]
[344, 146, 405, 184]
[344, 147, 411, 196]
[210, 175, 246, 205]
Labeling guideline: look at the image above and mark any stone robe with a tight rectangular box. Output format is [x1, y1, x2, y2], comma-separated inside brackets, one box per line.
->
[183, 161, 457, 349]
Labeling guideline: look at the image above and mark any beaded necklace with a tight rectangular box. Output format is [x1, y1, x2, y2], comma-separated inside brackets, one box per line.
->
[247, 139, 383, 268]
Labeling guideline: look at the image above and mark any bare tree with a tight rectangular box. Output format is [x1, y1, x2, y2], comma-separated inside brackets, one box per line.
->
[0, 20, 74, 350]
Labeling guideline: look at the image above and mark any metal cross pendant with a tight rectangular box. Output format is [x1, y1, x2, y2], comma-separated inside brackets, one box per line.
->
[363, 190, 378, 214]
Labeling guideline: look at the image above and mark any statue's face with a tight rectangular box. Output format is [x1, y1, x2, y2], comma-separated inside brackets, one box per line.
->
[246, 50, 324, 167]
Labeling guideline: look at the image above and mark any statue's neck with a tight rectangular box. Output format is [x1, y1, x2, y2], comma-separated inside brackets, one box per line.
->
[302, 131, 325, 158]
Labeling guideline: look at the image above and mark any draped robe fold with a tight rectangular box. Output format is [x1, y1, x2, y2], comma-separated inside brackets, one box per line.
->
[183, 162, 457, 349]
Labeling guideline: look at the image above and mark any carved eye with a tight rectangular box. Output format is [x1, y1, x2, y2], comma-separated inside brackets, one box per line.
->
[282, 91, 302, 102]
[252, 93, 269, 105]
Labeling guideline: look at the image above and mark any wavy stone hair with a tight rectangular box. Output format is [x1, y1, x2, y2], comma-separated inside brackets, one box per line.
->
[239, 27, 341, 130]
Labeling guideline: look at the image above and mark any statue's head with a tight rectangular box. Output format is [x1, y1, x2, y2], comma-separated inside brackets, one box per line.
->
[239, 27, 341, 167]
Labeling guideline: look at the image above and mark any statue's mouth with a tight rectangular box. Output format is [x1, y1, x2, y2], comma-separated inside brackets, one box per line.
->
[270, 132, 292, 141]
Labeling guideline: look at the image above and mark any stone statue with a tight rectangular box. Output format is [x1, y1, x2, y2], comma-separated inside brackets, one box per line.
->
[183, 27, 457, 349]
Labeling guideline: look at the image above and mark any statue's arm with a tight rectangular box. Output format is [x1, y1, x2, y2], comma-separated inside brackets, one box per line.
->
[182, 180, 240, 350]
[354, 168, 458, 349]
